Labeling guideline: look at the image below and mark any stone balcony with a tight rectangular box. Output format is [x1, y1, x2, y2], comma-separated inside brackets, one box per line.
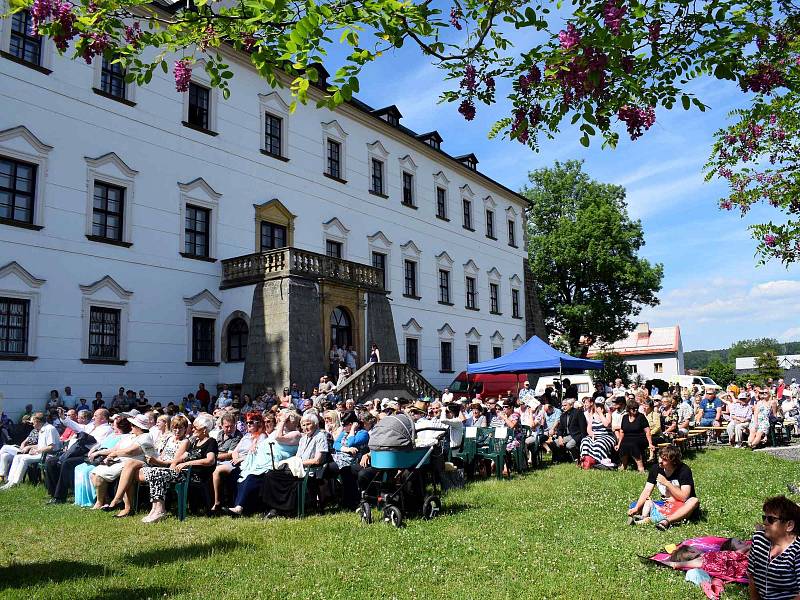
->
[220, 247, 385, 292]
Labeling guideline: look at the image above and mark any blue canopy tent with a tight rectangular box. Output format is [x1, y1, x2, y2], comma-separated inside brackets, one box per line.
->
[467, 335, 604, 375]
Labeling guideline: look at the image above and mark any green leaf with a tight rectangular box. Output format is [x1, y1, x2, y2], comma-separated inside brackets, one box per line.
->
[161, 61, 168, 74]
[580, 134, 590, 147]
[681, 95, 690, 110]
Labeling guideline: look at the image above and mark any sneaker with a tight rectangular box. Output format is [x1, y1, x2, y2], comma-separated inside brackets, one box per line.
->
[626, 516, 636, 526]
[787, 483, 800, 495]
[0, 482, 13, 491]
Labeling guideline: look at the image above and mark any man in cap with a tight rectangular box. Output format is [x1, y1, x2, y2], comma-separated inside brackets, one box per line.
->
[727, 392, 753, 447]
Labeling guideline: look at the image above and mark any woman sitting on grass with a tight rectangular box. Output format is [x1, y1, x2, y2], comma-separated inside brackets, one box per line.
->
[627, 445, 699, 530]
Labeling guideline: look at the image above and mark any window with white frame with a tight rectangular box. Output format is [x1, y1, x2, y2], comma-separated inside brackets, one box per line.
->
[322, 217, 349, 260]
[486, 209, 495, 239]
[510, 274, 523, 319]
[491, 331, 504, 358]
[91, 55, 136, 105]
[181, 62, 218, 134]
[438, 322, 455, 373]
[435, 251, 454, 306]
[511, 288, 521, 319]
[321, 120, 348, 182]
[371, 158, 385, 195]
[506, 205, 519, 248]
[468, 343, 479, 364]
[462, 198, 473, 230]
[401, 240, 421, 299]
[398, 155, 417, 208]
[433, 171, 450, 220]
[438, 269, 451, 304]
[178, 178, 221, 261]
[259, 92, 291, 160]
[367, 140, 389, 197]
[3, 9, 53, 72]
[464, 259, 480, 310]
[80, 275, 132, 364]
[0, 126, 52, 230]
[402, 318, 423, 370]
[466, 327, 481, 363]
[84, 152, 137, 246]
[0, 262, 43, 360]
[184, 289, 221, 365]
[488, 267, 502, 314]
[654, 362, 664, 373]
[367, 230, 392, 292]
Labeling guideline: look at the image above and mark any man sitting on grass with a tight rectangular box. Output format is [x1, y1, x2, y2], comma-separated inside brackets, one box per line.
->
[627, 445, 700, 531]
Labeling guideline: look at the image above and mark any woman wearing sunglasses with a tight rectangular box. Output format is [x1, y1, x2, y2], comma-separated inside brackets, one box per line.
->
[748, 495, 800, 600]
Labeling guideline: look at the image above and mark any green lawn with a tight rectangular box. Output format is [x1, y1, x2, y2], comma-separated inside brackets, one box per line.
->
[0, 448, 796, 600]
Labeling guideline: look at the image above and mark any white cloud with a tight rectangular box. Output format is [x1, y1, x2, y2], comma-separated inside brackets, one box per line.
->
[624, 172, 707, 219]
[780, 327, 800, 342]
[751, 280, 800, 298]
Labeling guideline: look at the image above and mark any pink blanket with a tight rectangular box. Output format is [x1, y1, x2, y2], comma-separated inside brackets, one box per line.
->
[647, 536, 751, 583]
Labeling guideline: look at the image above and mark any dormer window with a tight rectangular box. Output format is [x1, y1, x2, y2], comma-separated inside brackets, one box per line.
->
[372, 106, 403, 128]
[456, 153, 479, 171]
[417, 131, 443, 151]
[385, 113, 399, 127]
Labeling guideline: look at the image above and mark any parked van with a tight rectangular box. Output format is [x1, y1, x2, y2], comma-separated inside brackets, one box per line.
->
[448, 372, 530, 399]
[672, 375, 721, 392]
[534, 375, 595, 398]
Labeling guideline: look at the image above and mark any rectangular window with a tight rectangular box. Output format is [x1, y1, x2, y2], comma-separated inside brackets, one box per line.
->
[260, 221, 287, 251]
[325, 239, 342, 259]
[187, 82, 210, 130]
[88, 306, 120, 360]
[468, 343, 479, 364]
[627, 364, 638, 374]
[370, 158, 384, 195]
[440, 341, 452, 372]
[512, 289, 521, 318]
[462, 199, 472, 229]
[192, 317, 215, 363]
[465, 276, 477, 309]
[326, 139, 341, 179]
[402, 172, 414, 206]
[406, 337, 419, 370]
[508, 219, 516, 246]
[264, 113, 282, 157]
[436, 187, 447, 219]
[486, 209, 495, 238]
[438, 269, 450, 304]
[489, 282, 500, 313]
[100, 58, 126, 99]
[9, 11, 41, 66]
[654, 362, 664, 373]
[0, 297, 29, 355]
[184, 204, 210, 257]
[0, 156, 36, 224]
[403, 260, 417, 297]
[372, 251, 387, 290]
[92, 181, 125, 241]
[493, 346, 502, 359]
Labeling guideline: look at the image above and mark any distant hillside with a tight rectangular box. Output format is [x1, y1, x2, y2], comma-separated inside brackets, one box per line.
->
[685, 341, 800, 371]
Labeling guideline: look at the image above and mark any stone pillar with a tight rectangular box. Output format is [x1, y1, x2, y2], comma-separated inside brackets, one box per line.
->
[242, 277, 325, 398]
[366, 292, 400, 361]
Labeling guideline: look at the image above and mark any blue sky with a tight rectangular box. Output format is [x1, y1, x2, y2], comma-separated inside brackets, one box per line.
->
[342, 35, 800, 352]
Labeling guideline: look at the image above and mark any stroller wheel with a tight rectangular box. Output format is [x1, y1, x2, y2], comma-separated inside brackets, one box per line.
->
[383, 505, 403, 528]
[422, 495, 441, 520]
[359, 502, 372, 525]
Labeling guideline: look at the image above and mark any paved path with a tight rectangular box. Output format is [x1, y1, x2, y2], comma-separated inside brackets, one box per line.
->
[758, 444, 800, 462]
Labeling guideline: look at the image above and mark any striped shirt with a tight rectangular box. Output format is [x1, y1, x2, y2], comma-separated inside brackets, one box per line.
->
[747, 530, 800, 600]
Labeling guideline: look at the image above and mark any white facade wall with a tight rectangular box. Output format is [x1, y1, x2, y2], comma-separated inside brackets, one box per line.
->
[624, 353, 682, 381]
[0, 36, 528, 416]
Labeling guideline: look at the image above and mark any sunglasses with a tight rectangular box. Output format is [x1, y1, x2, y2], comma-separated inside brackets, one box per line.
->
[246, 421, 260, 425]
[763, 514, 785, 525]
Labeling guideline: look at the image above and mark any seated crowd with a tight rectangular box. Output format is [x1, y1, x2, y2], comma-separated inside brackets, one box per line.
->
[0, 376, 796, 526]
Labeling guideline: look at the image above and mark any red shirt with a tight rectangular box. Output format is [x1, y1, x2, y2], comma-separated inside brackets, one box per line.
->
[196, 389, 211, 404]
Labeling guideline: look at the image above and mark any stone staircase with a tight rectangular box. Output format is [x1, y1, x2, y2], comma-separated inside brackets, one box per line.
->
[337, 362, 440, 402]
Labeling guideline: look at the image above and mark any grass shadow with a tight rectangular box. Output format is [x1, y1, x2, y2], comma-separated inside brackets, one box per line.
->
[0, 560, 112, 590]
[126, 538, 242, 567]
[83, 585, 172, 600]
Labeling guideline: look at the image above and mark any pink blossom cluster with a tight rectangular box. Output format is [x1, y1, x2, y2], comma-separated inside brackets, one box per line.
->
[174, 59, 193, 93]
[617, 105, 655, 140]
[31, 0, 77, 51]
[558, 24, 581, 50]
[742, 62, 784, 94]
[647, 21, 661, 43]
[603, 0, 627, 35]
[124, 22, 142, 47]
[512, 108, 529, 144]
[80, 31, 109, 63]
[460, 64, 477, 92]
[458, 99, 475, 121]
[449, 7, 463, 30]
[483, 76, 495, 90]
[763, 234, 777, 247]
[552, 47, 608, 105]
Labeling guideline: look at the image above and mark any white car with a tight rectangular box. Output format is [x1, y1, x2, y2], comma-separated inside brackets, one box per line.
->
[673, 375, 721, 392]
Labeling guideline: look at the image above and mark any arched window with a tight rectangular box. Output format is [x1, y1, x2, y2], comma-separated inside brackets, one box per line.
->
[227, 317, 248, 362]
[330, 307, 352, 349]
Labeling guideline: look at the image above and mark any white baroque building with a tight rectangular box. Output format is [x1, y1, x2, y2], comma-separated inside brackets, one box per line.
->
[0, 7, 530, 416]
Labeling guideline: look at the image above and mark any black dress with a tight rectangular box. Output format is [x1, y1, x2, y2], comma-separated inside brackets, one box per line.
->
[619, 413, 649, 460]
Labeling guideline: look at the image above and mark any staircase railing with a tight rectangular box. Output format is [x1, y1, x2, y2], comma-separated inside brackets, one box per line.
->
[337, 362, 440, 401]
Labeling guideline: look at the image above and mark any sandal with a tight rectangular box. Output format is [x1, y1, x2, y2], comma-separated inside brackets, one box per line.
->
[656, 520, 671, 531]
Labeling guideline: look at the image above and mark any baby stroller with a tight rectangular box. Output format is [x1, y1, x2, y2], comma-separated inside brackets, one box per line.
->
[358, 413, 447, 527]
